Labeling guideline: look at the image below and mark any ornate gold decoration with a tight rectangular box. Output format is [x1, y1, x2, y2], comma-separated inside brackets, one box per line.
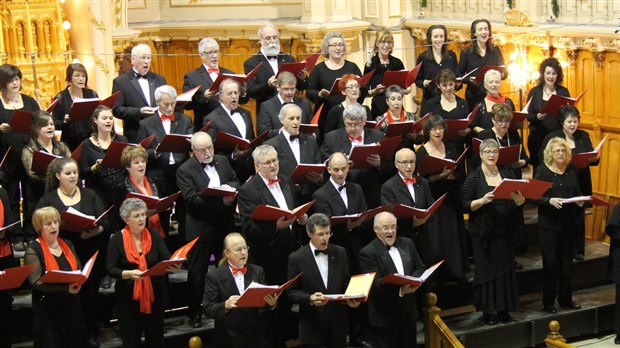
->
[504, 9, 536, 27]
[89, 9, 106, 33]
[592, 51, 606, 68]
[113, 0, 122, 28]
[566, 49, 580, 66]
[188, 0, 200, 3]
[93, 55, 109, 75]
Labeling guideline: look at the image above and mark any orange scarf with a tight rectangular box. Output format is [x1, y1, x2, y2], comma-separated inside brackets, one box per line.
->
[386, 109, 406, 124]
[121, 226, 154, 314]
[38, 236, 78, 271]
[129, 176, 165, 238]
[486, 94, 507, 104]
[0, 199, 11, 258]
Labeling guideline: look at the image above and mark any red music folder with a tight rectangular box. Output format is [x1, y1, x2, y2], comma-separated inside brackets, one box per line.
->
[392, 193, 447, 219]
[155, 134, 192, 153]
[31, 151, 61, 176]
[46, 98, 60, 113]
[571, 135, 607, 169]
[381, 260, 444, 287]
[197, 120, 214, 133]
[348, 144, 381, 170]
[68, 98, 100, 122]
[539, 90, 586, 117]
[140, 237, 199, 277]
[100, 141, 132, 169]
[444, 104, 479, 141]
[511, 97, 531, 126]
[60, 205, 114, 233]
[38, 251, 98, 286]
[384, 112, 430, 138]
[276, 53, 321, 79]
[99, 91, 120, 108]
[0, 263, 34, 291]
[328, 69, 376, 96]
[380, 62, 422, 89]
[139, 134, 156, 149]
[250, 200, 315, 221]
[71, 141, 84, 163]
[215, 129, 269, 152]
[209, 62, 264, 92]
[330, 204, 390, 227]
[365, 114, 387, 129]
[473, 65, 506, 83]
[125, 191, 182, 214]
[323, 272, 376, 302]
[8, 110, 32, 135]
[471, 138, 520, 166]
[309, 104, 323, 125]
[299, 123, 319, 134]
[236, 272, 303, 308]
[176, 85, 200, 108]
[417, 149, 468, 176]
[291, 163, 326, 184]
[492, 178, 552, 200]
[0, 146, 9, 169]
[200, 186, 238, 197]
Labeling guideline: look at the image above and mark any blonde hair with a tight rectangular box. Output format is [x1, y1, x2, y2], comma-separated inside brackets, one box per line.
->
[543, 137, 572, 167]
[121, 146, 148, 169]
[32, 207, 60, 235]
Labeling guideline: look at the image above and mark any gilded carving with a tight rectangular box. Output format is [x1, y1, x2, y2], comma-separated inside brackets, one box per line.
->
[89, 9, 106, 33]
[93, 55, 109, 75]
[592, 51, 606, 68]
[566, 49, 580, 65]
[504, 9, 536, 27]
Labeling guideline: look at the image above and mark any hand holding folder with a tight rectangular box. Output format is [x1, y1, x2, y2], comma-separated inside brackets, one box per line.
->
[539, 90, 586, 117]
[444, 104, 479, 141]
[381, 260, 444, 287]
[209, 62, 263, 92]
[417, 149, 468, 176]
[235, 273, 303, 307]
[322, 272, 375, 302]
[60, 206, 114, 233]
[200, 185, 238, 197]
[8, 110, 32, 135]
[38, 251, 98, 286]
[125, 191, 182, 214]
[492, 178, 552, 200]
[392, 193, 447, 219]
[562, 195, 611, 206]
[330, 205, 390, 227]
[572, 135, 607, 169]
[140, 237, 199, 277]
[291, 163, 326, 184]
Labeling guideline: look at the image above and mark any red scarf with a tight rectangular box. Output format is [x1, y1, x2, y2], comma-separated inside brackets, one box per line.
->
[386, 109, 406, 124]
[38, 236, 78, 272]
[121, 226, 154, 314]
[0, 199, 11, 258]
[129, 176, 165, 238]
[486, 94, 507, 104]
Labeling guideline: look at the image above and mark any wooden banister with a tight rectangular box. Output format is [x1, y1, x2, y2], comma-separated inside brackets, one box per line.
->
[425, 292, 464, 348]
[544, 320, 576, 348]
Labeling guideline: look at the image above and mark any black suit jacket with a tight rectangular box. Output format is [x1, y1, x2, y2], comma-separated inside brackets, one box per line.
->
[176, 155, 239, 241]
[112, 71, 167, 142]
[264, 132, 320, 178]
[287, 244, 350, 346]
[258, 96, 313, 137]
[182, 65, 236, 130]
[359, 237, 425, 329]
[244, 52, 298, 113]
[203, 263, 271, 348]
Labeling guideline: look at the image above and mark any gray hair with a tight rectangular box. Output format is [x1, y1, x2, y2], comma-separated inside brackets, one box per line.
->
[385, 85, 405, 100]
[198, 38, 219, 54]
[258, 23, 279, 39]
[252, 144, 277, 163]
[191, 131, 211, 147]
[278, 103, 302, 121]
[154, 85, 177, 101]
[131, 44, 151, 57]
[218, 78, 240, 97]
[484, 69, 502, 82]
[321, 32, 346, 58]
[306, 213, 331, 233]
[343, 103, 367, 122]
[479, 138, 499, 155]
[373, 211, 396, 227]
[277, 71, 297, 86]
[119, 198, 147, 220]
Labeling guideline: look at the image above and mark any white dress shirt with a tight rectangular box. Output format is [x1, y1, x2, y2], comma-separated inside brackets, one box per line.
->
[309, 243, 329, 288]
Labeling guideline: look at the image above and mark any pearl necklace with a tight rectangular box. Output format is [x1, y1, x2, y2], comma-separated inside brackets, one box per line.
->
[543, 86, 555, 97]
[483, 168, 499, 177]
[60, 187, 78, 199]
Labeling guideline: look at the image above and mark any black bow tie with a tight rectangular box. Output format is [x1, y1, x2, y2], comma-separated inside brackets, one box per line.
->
[314, 249, 328, 256]
[266, 55, 278, 60]
[230, 108, 239, 115]
[386, 245, 393, 251]
[200, 162, 214, 168]
[282, 101, 294, 105]
[337, 184, 347, 192]
[289, 134, 300, 142]
[135, 72, 147, 79]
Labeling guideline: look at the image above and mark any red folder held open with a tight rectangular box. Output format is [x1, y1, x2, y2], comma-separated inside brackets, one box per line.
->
[381, 260, 444, 287]
[100, 141, 132, 169]
[492, 178, 552, 200]
[31, 151, 61, 176]
[330, 205, 390, 227]
[155, 134, 192, 153]
[572, 135, 607, 169]
[236, 272, 303, 308]
[8, 110, 32, 135]
[291, 163, 326, 184]
[539, 90, 586, 118]
[200, 186, 238, 197]
[250, 200, 314, 221]
[0, 263, 34, 290]
[215, 129, 269, 152]
[392, 193, 447, 219]
[176, 85, 200, 108]
[444, 104, 479, 141]
[60, 205, 114, 233]
[38, 251, 98, 286]
[417, 148, 468, 176]
[209, 62, 264, 92]
[140, 237, 199, 277]
[125, 191, 182, 214]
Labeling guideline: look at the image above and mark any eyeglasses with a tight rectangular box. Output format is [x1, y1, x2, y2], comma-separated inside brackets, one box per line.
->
[230, 246, 250, 253]
[344, 122, 363, 129]
[380, 40, 393, 46]
[262, 35, 279, 42]
[345, 84, 360, 90]
[378, 225, 397, 232]
[482, 150, 499, 155]
[314, 232, 333, 240]
[259, 159, 279, 166]
[328, 43, 345, 48]
[192, 145, 213, 153]
[430, 127, 445, 132]
[201, 50, 219, 56]
[553, 149, 567, 154]
[130, 212, 147, 220]
[396, 160, 415, 166]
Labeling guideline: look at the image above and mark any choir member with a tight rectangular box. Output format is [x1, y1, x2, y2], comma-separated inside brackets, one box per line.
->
[0, 186, 19, 348]
[605, 203, 620, 345]
[324, 74, 372, 134]
[375, 85, 423, 147]
[471, 69, 515, 135]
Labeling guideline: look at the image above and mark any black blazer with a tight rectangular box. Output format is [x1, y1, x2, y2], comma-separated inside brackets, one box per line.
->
[258, 96, 313, 137]
[287, 244, 350, 346]
[320, 128, 385, 162]
[111, 71, 167, 142]
[244, 52, 301, 112]
[52, 87, 99, 150]
[381, 174, 434, 240]
[264, 132, 320, 178]
[182, 65, 236, 130]
[359, 237, 425, 328]
[176, 155, 239, 241]
[312, 180, 367, 241]
[204, 105, 255, 143]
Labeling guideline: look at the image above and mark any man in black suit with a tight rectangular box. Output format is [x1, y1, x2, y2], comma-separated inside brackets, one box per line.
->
[258, 71, 313, 137]
[137, 85, 193, 241]
[203, 232, 279, 348]
[244, 24, 307, 115]
[320, 103, 394, 208]
[112, 43, 167, 143]
[182, 38, 243, 132]
[381, 148, 434, 257]
[359, 212, 426, 348]
[177, 131, 240, 328]
[204, 78, 255, 182]
[287, 213, 359, 348]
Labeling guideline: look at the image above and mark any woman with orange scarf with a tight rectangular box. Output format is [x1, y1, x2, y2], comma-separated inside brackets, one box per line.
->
[107, 198, 179, 348]
[470, 69, 515, 136]
[25, 206, 87, 347]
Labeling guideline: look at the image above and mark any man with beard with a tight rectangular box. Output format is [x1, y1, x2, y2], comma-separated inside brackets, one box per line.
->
[244, 24, 308, 115]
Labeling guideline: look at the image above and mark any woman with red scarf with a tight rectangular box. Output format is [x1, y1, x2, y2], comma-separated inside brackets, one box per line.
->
[25, 206, 87, 347]
[470, 69, 515, 136]
[107, 198, 179, 348]
[375, 85, 423, 147]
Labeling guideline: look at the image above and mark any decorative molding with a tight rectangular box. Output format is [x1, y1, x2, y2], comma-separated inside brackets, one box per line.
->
[592, 51, 606, 68]
[566, 49, 580, 65]
[93, 55, 109, 75]
[89, 9, 106, 33]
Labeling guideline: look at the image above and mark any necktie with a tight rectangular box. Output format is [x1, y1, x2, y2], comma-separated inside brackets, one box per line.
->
[314, 249, 328, 256]
[207, 67, 220, 74]
[160, 114, 174, 122]
[232, 267, 247, 275]
[266, 55, 277, 60]
[268, 178, 280, 186]
[200, 162, 214, 168]
[135, 72, 147, 79]
[403, 177, 416, 185]
[337, 184, 347, 192]
[348, 135, 362, 142]
[289, 134, 300, 142]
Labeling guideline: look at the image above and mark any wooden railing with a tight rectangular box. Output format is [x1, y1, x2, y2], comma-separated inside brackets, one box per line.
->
[425, 292, 465, 348]
[545, 320, 576, 348]
[189, 336, 202, 348]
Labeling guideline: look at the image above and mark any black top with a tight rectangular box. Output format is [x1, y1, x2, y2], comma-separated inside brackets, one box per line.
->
[78, 136, 128, 196]
[52, 88, 99, 150]
[526, 85, 570, 134]
[535, 164, 582, 231]
[477, 128, 529, 178]
[421, 94, 469, 121]
[0, 94, 40, 173]
[458, 45, 505, 109]
[471, 98, 515, 133]
[363, 54, 405, 118]
[415, 50, 460, 104]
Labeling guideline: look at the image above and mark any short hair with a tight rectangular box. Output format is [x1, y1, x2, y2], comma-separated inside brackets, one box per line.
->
[321, 32, 345, 58]
[119, 198, 148, 220]
[543, 137, 572, 166]
[479, 138, 499, 155]
[218, 78, 240, 96]
[537, 57, 564, 87]
[91, 105, 116, 138]
[0, 64, 22, 93]
[435, 69, 457, 88]
[484, 69, 501, 82]
[342, 103, 367, 122]
[31, 110, 54, 140]
[121, 145, 148, 168]
[154, 85, 177, 101]
[326, 152, 348, 168]
[32, 207, 60, 235]
[278, 103, 302, 121]
[220, 232, 246, 266]
[557, 105, 580, 124]
[491, 103, 513, 122]
[277, 71, 297, 86]
[258, 23, 279, 39]
[191, 131, 212, 148]
[423, 114, 448, 140]
[395, 147, 415, 162]
[338, 74, 358, 92]
[384, 85, 405, 100]
[373, 211, 396, 227]
[198, 38, 219, 53]
[65, 63, 88, 87]
[45, 157, 78, 193]
[252, 144, 277, 163]
[131, 44, 151, 56]
[306, 213, 331, 233]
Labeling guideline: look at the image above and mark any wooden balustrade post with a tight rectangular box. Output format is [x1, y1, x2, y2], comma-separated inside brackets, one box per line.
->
[546, 320, 567, 346]
[188, 336, 202, 348]
[425, 292, 440, 348]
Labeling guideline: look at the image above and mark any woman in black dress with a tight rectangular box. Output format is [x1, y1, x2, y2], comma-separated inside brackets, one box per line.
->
[323, 74, 371, 134]
[52, 63, 99, 151]
[462, 139, 524, 325]
[535, 137, 583, 313]
[471, 69, 515, 136]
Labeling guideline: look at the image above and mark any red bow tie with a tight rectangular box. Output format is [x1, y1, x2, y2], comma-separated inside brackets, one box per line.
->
[348, 135, 362, 142]
[268, 178, 281, 186]
[207, 67, 220, 74]
[160, 114, 174, 121]
[231, 266, 247, 275]
[403, 177, 416, 185]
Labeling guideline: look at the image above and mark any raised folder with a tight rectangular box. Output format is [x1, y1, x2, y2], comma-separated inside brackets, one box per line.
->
[100, 141, 132, 169]
[236, 272, 303, 308]
[380, 62, 422, 89]
[492, 178, 552, 200]
[562, 195, 611, 206]
[215, 129, 269, 152]
[299, 104, 323, 134]
[31, 151, 61, 176]
[291, 163, 326, 184]
[472, 65, 506, 83]
[348, 137, 403, 170]
[200, 186, 238, 197]
[539, 90, 586, 117]
[209, 62, 263, 92]
[330, 205, 390, 227]
[323, 272, 376, 302]
[60, 205, 114, 233]
[276, 52, 321, 79]
[472, 138, 520, 166]
[66, 92, 121, 122]
[176, 85, 200, 108]
[140, 237, 199, 277]
[384, 112, 431, 138]
[328, 69, 375, 96]
[250, 200, 314, 222]
[381, 260, 444, 287]
[444, 104, 479, 141]
[392, 193, 447, 219]
[155, 134, 192, 153]
[417, 148, 468, 176]
[0, 263, 34, 291]
[8, 110, 32, 135]
[125, 191, 181, 214]
[572, 135, 607, 169]
[39, 251, 98, 286]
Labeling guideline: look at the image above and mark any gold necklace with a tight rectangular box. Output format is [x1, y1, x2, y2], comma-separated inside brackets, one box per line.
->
[60, 187, 78, 199]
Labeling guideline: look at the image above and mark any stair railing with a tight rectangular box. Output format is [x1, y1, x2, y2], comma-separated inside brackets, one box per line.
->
[545, 320, 576, 348]
[425, 292, 465, 348]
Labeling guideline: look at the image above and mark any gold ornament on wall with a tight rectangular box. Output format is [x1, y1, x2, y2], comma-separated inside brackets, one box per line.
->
[504, 9, 536, 27]
[89, 10, 106, 33]
[93, 55, 109, 75]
